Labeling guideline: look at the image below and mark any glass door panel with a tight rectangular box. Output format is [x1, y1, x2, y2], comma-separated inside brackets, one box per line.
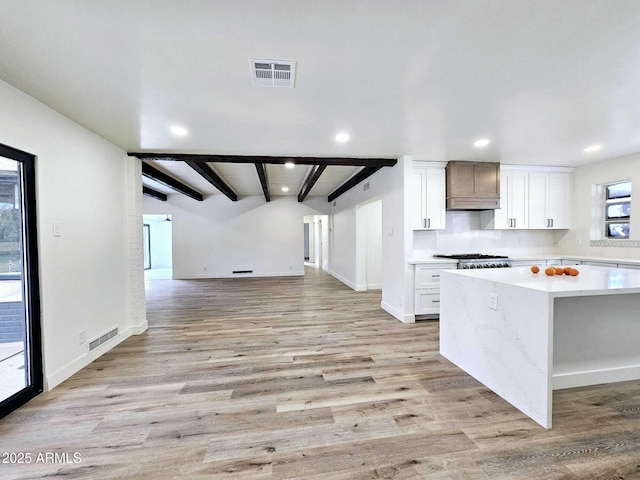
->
[0, 144, 42, 418]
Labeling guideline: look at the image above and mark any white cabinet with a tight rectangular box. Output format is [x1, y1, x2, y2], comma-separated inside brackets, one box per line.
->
[495, 170, 529, 229]
[511, 260, 546, 269]
[618, 264, 640, 270]
[481, 166, 573, 231]
[411, 162, 446, 230]
[528, 172, 572, 229]
[560, 259, 581, 266]
[414, 263, 454, 315]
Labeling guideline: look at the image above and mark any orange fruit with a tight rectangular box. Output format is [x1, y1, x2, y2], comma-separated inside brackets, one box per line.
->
[563, 266, 572, 275]
[569, 268, 579, 276]
[544, 267, 556, 276]
[554, 267, 564, 275]
[530, 265, 540, 273]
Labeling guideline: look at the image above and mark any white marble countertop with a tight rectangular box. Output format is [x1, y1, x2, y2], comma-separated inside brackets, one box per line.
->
[442, 265, 640, 297]
[411, 255, 640, 266]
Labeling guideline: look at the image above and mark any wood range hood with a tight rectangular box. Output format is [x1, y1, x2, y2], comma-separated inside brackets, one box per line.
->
[445, 161, 500, 210]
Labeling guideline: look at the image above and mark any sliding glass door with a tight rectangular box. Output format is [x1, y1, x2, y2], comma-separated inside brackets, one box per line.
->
[0, 144, 42, 419]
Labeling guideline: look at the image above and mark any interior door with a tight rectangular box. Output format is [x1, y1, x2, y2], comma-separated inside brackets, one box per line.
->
[0, 143, 42, 419]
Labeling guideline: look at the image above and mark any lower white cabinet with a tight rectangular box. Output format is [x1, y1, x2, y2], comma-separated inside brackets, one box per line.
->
[560, 259, 581, 266]
[414, 263, 454, 315]
[511, 260, 546, 269]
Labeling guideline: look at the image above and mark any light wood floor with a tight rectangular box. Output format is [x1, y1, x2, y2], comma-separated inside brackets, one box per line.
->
[2, 267, 640, 479]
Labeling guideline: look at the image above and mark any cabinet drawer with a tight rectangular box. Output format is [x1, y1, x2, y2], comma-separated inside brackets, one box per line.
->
[560, 259, 580, 266]
[415, 267, 448, 288]
[618, 264, 640, 270]
[415, 290, 440, 314]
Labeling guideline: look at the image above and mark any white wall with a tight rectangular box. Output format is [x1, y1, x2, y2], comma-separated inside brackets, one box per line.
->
[413, 211, 563, 258]
[329, 173, 385, 290]
[556, 152, 640, 260]
[381, 156, 415, 323]
[0, 79, 145, 389]
[327, 157, 412, 322]
[143, 194, 328, 278]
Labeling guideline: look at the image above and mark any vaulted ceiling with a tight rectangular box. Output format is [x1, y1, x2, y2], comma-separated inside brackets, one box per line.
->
[1, 1, 640, 200]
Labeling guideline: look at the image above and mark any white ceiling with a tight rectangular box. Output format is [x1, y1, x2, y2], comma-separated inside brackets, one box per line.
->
[2, 0, 640, 198]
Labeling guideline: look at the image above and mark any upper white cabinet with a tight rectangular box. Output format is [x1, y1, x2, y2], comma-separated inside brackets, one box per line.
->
[528, 172, 572, 229]
[494, 170, 529, 229]
[481, 166, 573, 230]
[411, 162, 446, 230]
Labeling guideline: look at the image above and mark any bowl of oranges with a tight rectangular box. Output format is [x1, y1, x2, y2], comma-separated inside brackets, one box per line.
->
[531, 265, 579, 276]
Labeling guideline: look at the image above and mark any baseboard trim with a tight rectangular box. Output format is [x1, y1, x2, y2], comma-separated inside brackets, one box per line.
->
[45, 324, 143, 391]
[174, 271, 305, 279]
[326, 270, 367, 291]
[553, 364, 640, 390]
[381, 301, 415, 323]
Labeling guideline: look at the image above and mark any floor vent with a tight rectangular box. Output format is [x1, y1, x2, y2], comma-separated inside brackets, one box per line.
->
[249, 59, 296, 87]
[232, 270, 253, 274]
[88, 327, 118, 351]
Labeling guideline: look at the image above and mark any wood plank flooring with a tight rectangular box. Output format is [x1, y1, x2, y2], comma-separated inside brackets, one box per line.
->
[1, 267, 640, 479]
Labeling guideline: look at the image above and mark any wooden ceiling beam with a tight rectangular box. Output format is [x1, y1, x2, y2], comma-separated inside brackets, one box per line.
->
[328, 166, 383, 203]
[254, 163, 270, 202]
[185, 161, 237, 201]
[142, 185, 167, 201]
[128, 152, 397, 168]
[298, 165, 327, 202]
[141, 162, 203, 201]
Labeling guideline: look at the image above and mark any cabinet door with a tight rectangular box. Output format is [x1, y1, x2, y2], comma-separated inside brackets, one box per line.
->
[411, 168, 427, 230]
[547, 173, 571, 229]
[528, 172, 548, 229]
[425, 167, 446, 230]
[493, 171, 511, 228]
[510, 172, 529, 229]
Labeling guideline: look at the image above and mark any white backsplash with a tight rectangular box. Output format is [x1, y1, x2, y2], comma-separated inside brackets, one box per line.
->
[413, 211, 567, 258]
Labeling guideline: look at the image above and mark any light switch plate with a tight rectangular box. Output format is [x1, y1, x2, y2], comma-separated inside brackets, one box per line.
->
[53, 222, 62, 237]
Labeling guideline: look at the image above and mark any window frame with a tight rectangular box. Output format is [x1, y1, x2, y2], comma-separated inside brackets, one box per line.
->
[603, 180, 631, 239]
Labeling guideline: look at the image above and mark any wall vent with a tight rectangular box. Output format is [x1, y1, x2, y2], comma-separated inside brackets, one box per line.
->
[232, 270, 253, 274]
[88, 327, 118, 351]
[249, 59, 296, 87]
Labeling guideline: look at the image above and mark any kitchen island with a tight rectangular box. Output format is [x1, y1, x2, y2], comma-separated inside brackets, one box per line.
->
[439, 265, 640, 428]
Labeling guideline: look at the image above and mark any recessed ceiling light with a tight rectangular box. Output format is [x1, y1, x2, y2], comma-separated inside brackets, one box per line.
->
[285, 161, 295, 169]
[170, 125, 188, 136]
[335, 132, 350, 143]
[583, 144, 602, 153]
[473, 139, 490, 148]
[281, 186, 289, 192]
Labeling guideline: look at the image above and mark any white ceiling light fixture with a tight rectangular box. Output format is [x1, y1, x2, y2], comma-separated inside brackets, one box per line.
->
[335, 132, 350, 143]
[473, 138, 490, 148]
[583, 144, 602, 152]
[285, 161, 295, 169]
[281, 186, 289, 192]
[249, 59, 297, 88]
[170, 125, 188, 136]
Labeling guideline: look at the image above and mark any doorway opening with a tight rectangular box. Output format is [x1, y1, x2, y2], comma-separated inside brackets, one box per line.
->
[142, 214, 173, 280]
[0, 143, 42, 419]
[356, 199, 382, 290]
[303, 215, 329, 270]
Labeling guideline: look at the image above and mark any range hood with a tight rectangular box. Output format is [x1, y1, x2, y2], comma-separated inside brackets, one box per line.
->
[445, 161, 500, 210]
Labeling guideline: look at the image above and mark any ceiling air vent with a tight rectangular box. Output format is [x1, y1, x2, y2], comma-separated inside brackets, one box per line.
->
[249, 59, 297, 88]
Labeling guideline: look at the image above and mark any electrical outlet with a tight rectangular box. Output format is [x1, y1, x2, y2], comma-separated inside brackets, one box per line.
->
[488, 293, 498, 310]
[203, 266, 208, 272]
[78, 330, 86, 345]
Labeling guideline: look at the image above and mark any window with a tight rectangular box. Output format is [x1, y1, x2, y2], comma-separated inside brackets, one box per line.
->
[604, 181, 631, 239]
